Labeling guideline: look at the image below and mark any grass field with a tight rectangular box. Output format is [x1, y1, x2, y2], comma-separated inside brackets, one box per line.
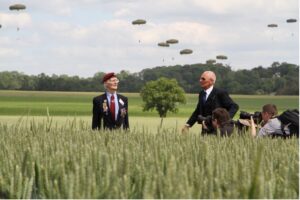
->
[0, 90, 298, 198]
[0, 90, 298, 117]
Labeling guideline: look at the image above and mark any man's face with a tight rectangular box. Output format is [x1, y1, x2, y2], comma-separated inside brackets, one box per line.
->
[105, 77, 119, 91]
[212, 118, 218, 128]
[261, 111, 272, 123]
[199, 72, 213, 90]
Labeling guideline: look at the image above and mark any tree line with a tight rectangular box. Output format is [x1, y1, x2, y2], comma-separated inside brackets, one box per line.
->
[0, 62, 298, 95]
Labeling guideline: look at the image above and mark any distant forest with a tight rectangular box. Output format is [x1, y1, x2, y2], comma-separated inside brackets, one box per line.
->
[0, 62, 298, 95]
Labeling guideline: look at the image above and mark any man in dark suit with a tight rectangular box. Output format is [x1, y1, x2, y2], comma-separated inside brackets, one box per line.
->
[92, 72, 129, 130]
[182, 71, 239, 134]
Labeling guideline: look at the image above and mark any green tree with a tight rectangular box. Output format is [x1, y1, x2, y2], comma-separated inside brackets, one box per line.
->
[140, 78, 186, 127]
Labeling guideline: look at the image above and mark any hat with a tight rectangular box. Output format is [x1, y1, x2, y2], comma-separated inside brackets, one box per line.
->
[102, 72, 116, 83]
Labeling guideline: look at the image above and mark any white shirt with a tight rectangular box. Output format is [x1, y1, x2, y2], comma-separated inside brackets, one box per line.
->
[106, 92, 119, 121]
[258, 118, 290, 137]
[204, 86, 214, 101]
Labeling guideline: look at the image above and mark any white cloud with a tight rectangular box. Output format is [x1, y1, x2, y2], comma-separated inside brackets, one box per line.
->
[0, 13, 31, 28]
[0, 48, 19, 57]
[114, 8, 132, 18]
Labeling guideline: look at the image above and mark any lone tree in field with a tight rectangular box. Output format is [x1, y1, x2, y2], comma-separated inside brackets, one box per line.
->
[140, 77, 186, 127]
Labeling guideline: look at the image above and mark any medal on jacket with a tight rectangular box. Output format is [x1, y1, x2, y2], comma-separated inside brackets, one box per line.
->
[121, 108, 127, 118]
[119, 98, 124, 106]
[103, 100, 108, 113]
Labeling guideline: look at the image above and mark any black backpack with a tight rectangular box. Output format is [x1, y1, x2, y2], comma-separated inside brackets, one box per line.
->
[277, 109, 299, 137]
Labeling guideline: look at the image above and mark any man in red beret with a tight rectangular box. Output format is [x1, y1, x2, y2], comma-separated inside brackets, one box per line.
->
[92, 72, 129, 130]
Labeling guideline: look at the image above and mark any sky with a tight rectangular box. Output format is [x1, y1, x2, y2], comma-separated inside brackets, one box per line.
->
[0, 0, 299, 77]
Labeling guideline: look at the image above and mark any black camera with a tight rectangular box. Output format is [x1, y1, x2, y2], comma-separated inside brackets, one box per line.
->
[197, 115, 213, 132]
[197, 115, 212, 124]
[239, 111, 262, 123]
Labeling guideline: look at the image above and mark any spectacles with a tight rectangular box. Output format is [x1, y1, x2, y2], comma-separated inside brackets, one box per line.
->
[108, 79, 119, 83]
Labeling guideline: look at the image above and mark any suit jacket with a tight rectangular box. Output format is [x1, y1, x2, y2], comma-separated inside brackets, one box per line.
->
[186, 87, 239, 133]
[92, 93, 129, 130]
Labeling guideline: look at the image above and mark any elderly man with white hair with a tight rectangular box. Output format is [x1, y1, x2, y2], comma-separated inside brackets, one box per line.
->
[92, 72, 129, 130]
[182, 71, 239, 134]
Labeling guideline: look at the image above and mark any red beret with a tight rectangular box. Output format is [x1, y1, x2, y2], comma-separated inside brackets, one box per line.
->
[102, 72, 116, 83]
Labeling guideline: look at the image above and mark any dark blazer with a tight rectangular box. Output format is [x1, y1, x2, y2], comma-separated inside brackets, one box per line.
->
[186, 87, 239, 133]
[92, 93, 129, 130]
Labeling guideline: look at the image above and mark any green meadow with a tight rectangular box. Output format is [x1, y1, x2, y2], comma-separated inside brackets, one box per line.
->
[0, 90, 298, 117]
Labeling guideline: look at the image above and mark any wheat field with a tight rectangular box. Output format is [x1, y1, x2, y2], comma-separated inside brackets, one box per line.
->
[0, 91, 298, 198]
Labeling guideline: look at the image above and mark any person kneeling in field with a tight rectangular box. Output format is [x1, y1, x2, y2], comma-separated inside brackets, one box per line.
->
[92, 72, 129, 130]
[249, 104, 290, 137]
[202, 108, 234, 137]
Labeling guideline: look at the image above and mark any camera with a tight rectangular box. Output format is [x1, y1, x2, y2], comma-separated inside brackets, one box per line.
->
[239, 111, 262, 124]
[197, 115, 213, 132]
[197, 115, 212, 124]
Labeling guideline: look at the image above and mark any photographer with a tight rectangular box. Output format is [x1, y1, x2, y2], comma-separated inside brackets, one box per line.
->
[202, 108, 234, 136]
[250, 104, 289, 137]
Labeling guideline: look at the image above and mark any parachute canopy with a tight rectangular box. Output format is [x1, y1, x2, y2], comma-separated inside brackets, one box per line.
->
[286, 19, 297, 23]
[216, 55, 228, 60]
[267, 24, 278, 28]
[132, 19, 146, 25]
[166, 39, 179, 44]
[180, 49, 193, 55]
[206, 59, 216, 64]
[9, 4, 26, 11]
[158, 42, 169, 47]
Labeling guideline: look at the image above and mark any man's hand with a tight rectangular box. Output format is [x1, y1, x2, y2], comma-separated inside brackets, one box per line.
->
[182, 125, 190, 134]
[250, 116, 257, 137]
[202, 121, 208, 130]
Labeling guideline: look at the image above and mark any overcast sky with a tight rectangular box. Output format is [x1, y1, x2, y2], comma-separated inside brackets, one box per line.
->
[0, 0, 299, 77]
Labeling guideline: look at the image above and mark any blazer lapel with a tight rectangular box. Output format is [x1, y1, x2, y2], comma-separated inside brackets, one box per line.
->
[205, 88, 216, 104]
[116, 94, 124, 121]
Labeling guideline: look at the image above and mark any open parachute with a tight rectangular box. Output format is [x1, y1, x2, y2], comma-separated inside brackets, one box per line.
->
[9, 4, 26, 11]
[132, 19, 146, 25]
[9, 3, 26, 31]
[216, 55, 228, 60]
[206, 59, 216, 64]
[166, 39, 179, 44]
[180, 49, 193, 55]
[286, 18, 297, 37]
[132, 19, 146, 43]
[158, 42, 170, 47]
[267, 24, 278, 28]
[286, 19, 297, 23]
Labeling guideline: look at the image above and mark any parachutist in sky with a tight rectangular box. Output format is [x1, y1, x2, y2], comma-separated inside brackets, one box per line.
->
[180, 49, 193, 55]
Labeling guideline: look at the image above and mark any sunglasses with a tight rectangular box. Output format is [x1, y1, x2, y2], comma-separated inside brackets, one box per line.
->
[200, 77, 206, 81]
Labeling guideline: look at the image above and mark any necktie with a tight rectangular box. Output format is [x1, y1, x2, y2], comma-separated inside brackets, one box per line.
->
[110, 95, 115, 121]
[201, 91, 207, 105]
